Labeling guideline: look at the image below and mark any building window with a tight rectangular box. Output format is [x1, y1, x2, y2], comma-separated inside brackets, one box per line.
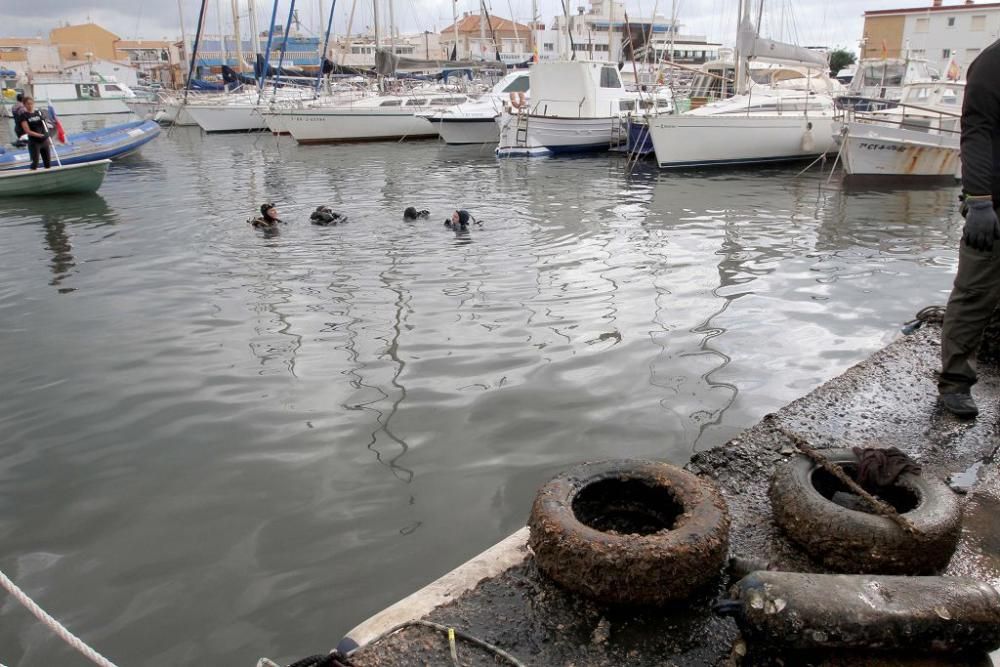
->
[915, 17, 929, 32]
[971, 15, 986, 31]
[543, 42, 554, 50]
[947, 16, 955, 27]
[911, 49, 925, 59]
[942, 48, 951, 59]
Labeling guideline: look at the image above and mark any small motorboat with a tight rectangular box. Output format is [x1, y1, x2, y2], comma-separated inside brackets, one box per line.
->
[0, 160, 111, 196]
[0, 120, 160, 171]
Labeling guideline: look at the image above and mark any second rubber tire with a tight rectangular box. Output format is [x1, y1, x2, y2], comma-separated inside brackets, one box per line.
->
[769, 448, 962, 574]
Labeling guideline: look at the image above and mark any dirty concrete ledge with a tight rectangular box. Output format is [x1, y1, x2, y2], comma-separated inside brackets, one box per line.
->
[341, 324, 1000, 666]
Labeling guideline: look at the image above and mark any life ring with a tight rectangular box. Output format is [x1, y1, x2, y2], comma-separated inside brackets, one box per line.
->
[769, 448, 961, 574]
[528, 459, 730, 605]
[509, 91, 526, 109]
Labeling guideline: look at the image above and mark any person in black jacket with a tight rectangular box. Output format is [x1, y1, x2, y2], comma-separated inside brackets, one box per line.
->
[18, 97, 52, 170]
[939, 39, 1000, 418]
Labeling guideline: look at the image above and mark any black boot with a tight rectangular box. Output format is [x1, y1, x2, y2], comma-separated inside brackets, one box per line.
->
[939, 392, 979, 419]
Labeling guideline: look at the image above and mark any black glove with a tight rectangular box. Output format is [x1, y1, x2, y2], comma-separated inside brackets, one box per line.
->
[962, 198, 1000, 252]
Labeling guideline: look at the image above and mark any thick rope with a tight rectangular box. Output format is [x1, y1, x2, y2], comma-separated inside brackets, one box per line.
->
[774, 425, 922, 536]
[0, 568, 118, 667]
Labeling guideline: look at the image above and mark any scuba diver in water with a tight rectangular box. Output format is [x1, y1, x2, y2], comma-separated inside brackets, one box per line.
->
[310, 206, 348, 225]
[249, 203, 283, 232]
[444, 209, 480, 231]
[403, 206, 430, 221]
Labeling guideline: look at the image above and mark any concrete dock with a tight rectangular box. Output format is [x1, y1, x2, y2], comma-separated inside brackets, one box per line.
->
[342, 321, 1000, 666]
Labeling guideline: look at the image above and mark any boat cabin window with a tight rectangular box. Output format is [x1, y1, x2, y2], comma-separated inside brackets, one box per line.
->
[904, 86, 933, 104]
[502, 76, 530, 93]
[380, 99, 402, 106]
[600, 66, 622, 89]
[405, 98, 428, 106]
[104, 84, 123, 92]
[619, 100, 635, 111]
[939, 87, 960, 106]
[853, 63, 906, 92]
[430, 97, 466, 105]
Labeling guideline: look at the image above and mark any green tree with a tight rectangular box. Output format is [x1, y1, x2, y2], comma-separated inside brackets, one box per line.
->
[829, 49, 857, 77]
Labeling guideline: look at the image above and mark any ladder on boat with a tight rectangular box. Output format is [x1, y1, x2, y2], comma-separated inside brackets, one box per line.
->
[515, 110, 529, 148]
[610, 117, 626, 149]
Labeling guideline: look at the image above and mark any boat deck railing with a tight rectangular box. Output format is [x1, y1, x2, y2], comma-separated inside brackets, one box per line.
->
[836, 98, 961, 136]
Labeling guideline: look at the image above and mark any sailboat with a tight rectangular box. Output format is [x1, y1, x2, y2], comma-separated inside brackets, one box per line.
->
[647, 1, 840, 169]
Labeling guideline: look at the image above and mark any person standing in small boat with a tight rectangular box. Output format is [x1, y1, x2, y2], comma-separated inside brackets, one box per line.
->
[19, 97, 52, 170]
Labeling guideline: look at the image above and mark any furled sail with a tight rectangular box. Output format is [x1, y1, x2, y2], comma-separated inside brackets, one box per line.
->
[375, 49, 504, 75]
[735, 17, 827, 69]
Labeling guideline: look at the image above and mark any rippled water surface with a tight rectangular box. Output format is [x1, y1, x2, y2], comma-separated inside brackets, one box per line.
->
[0, 116, 963, 665]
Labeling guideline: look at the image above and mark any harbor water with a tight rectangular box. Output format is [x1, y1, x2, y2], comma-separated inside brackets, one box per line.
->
[0, 117, 965, 665]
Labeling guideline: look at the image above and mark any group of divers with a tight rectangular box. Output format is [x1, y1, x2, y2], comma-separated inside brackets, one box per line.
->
[248, 204, 481, 234]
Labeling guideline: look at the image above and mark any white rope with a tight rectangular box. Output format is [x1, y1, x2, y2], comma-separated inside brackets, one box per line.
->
[0, 568, 119, 667]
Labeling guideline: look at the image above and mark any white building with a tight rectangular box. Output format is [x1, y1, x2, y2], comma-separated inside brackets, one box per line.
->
[863, 0, 1000, 76]
[62, 59, 140, 88]
[535, 0, 715, 64]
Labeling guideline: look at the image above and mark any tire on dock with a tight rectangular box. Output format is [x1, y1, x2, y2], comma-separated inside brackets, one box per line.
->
[769, 448, 962, 574]
[528, 459, 730, 605]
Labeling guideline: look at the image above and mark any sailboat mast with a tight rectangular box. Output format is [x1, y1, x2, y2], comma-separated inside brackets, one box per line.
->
[734, 0, 746, 95]
[248, 0, 261, 57]
[452, 0, 459, 58]
[373, 0, 381, 50]
[216, 0, 227, 68]
[479, 2, 486, 61]
[177, 0, 190, 84]
[388, 0, 396, 52]
[531, 0, 538, 60]
[232, 0, 245, 72]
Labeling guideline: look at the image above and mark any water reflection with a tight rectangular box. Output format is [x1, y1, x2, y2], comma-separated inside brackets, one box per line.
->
[3, 194, 117, 293]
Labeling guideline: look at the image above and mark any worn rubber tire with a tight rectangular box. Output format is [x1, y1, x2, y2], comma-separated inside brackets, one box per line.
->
[528, 459, 730, 606]
[769, 449, 962, 574]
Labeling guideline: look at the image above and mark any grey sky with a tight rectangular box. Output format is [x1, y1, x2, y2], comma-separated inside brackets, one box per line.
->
[0, 0, 950, 51]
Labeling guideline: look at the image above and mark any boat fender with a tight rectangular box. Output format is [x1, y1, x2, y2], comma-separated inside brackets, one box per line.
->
[528, 459, 730, 606]
[717, 571, 1000, 653]
[801, 122, 815, 152]
[509, 91, 526, 109]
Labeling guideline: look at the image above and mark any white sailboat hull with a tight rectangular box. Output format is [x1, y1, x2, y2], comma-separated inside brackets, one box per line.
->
[125, 100, 159, 118]
[840, 121, 960, 179]
[433, 117, 500, 144]
[184, 105, 268, 132]
[155, 102, 198, 126]
[495, 112, 625, 157]
[648, 113, 837, 168]
[276, 109, 436, 144]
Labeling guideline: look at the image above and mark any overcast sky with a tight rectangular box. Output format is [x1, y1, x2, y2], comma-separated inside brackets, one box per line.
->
[0, 0, 953, 51]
